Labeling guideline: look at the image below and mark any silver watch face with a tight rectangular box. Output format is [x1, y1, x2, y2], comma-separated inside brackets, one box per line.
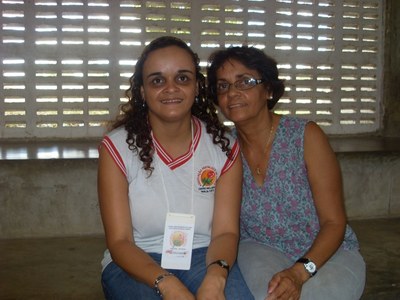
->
[305, 261, 317, 273]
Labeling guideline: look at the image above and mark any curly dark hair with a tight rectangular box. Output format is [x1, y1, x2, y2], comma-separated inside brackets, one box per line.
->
[109, 36, 231, 174]
[207, 46, 285, 110]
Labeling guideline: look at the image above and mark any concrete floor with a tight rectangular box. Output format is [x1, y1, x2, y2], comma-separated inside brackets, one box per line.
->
[0, 217, 399, 300]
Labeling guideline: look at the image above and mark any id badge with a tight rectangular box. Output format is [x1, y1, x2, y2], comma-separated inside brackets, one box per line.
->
[161, 212, 195, 270]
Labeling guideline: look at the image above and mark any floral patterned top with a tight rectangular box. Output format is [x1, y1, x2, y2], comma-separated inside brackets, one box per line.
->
[238, 115, 359, 261]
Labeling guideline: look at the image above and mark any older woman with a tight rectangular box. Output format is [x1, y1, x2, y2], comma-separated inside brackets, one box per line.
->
[207, 46, 366, 300]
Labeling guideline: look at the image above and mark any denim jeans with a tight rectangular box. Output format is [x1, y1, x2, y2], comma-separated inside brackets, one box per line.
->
[101, 247, 254, 300]
[238, 240, 366, 300]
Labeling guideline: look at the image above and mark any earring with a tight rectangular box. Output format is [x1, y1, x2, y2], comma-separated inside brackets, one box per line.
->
[195, 96, 199, 104]
[268, 95, 273, 100]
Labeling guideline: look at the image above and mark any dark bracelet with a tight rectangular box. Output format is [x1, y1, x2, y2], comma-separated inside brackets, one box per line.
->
[154, 272, 174, 298]
[207, 259, 230, 274]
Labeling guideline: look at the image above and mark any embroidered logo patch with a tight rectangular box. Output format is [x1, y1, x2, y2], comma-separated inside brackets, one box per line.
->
[197, 166, 217, 193]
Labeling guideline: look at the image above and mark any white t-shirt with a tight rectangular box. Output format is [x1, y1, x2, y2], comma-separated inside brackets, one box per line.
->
[100, 117, 239, 269]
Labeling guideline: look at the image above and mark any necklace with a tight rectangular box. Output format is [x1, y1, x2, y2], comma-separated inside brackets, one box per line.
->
[255, 124, 274, 176]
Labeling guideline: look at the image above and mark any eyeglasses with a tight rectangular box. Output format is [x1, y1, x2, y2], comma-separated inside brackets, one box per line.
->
[216, 77, 264, 95]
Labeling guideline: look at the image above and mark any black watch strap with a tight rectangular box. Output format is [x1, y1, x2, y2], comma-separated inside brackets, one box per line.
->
[207, 259, 230, 273]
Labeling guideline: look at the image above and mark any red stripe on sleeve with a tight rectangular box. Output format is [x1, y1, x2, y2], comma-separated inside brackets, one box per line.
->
[101, 136, 127, 177]
[220, 140, 240, 175]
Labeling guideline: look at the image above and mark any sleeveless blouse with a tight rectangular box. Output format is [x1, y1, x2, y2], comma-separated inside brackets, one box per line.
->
[239, 116, 359, 261]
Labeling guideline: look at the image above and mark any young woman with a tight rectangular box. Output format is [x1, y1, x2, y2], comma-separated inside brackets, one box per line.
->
[207, 46, 366, 300]
[97, 36, 253, 300]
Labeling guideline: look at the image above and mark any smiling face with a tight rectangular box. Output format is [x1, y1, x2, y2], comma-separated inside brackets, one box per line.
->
[140, 45, 198, 124]
[216, 58, 270, 125]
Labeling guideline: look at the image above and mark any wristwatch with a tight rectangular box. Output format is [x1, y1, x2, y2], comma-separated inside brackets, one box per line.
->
[207, 259, 230, 273]
[296, 257, 317, 277]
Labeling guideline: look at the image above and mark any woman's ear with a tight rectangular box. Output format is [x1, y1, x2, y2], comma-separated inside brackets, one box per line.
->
[140, 86, 145, 101]
[264, 86, 272, 100]
[267, 89, 273, 100]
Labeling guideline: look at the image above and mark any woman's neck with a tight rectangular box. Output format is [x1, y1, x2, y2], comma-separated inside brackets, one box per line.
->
[236, 112, 278, 185]
[236, 111, 274, 149]
[150, 115, 194, 159]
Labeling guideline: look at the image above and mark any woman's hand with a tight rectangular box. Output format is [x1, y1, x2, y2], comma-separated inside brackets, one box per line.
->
[265, 264, 307, 300]
[196, 272, 226, 300]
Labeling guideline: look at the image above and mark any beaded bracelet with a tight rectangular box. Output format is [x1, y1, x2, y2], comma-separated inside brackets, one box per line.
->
[154, 272, 175, 297]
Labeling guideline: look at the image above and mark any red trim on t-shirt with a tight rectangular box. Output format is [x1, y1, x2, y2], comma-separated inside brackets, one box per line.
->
[221, 140, 240, 175]
[153, 117, 201, 170]
[101, 136, 127, 177]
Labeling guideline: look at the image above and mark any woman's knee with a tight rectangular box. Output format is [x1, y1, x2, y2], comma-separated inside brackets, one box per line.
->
[301, 250, 366, 300]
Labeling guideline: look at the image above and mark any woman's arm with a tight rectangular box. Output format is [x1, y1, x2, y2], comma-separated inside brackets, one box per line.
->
[196, 154, 243, 299]
[267, 121, 347, 300]
[300, 121, 347, 272]
[98, 146, 193, 299]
